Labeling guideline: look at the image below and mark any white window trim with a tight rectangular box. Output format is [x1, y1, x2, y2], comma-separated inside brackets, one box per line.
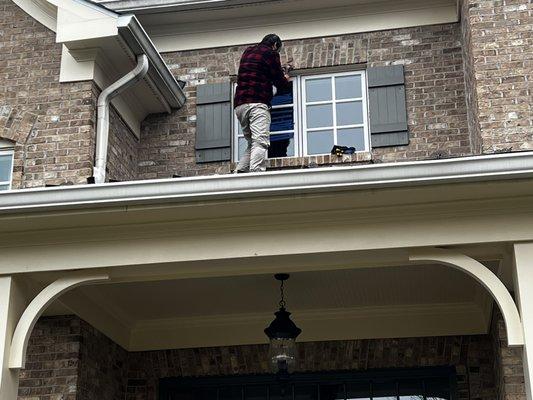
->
[0, 141, 15, 190]
[232, 70, 370, 162]
[301, 70, 369, 156]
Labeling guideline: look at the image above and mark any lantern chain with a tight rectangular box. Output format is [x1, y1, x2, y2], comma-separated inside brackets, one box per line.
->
[279, 279, 286, 309]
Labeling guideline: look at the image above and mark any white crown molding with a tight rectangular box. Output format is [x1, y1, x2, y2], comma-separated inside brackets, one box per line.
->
[127, 302, 489, 351]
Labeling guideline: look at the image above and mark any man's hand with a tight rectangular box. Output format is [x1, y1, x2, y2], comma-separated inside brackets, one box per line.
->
[282, 57, 294, 79]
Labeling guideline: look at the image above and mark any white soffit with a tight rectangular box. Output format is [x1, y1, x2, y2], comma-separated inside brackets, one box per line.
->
[135, 0, 459, 52]
[51, 264, 493, 350]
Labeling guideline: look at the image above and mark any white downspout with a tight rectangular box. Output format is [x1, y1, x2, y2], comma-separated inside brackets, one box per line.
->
[93, 54, 149, 184]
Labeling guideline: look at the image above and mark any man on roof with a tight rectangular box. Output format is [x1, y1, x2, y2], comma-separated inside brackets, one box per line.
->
[234, 34, 293, 173]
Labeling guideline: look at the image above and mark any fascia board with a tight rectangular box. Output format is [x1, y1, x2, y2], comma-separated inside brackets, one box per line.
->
[117, 15, 186, 109]
[1, 152, 533, 213]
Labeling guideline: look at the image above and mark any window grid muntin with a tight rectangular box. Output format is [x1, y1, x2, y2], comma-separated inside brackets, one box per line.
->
[302, 71, 368, 156]
[0, 149, 14, 190]
[232, 70, 369, 162]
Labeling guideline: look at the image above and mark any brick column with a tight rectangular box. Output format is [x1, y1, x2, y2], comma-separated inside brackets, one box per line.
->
[460, 0, 532, 154]
[492, 310, 527, 400]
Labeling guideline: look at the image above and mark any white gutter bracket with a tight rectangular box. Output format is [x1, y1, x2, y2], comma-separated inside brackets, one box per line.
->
[93, 54, 149, 184]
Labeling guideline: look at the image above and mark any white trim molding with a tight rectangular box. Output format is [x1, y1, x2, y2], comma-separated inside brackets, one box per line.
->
[409, 247, 524, 347]
[128, 302, 488, 351]
[8, 273, 109, 369]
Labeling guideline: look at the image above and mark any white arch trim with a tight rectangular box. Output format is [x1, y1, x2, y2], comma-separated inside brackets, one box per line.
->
[409, 248, 524, 347]
[9, 273, 109, 369]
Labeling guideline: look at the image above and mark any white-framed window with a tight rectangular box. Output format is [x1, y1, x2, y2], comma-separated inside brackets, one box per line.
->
[0, 140, 14, 191]
[233, 70, 369, 161]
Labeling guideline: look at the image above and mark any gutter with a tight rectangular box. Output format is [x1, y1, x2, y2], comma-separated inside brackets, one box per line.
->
[99, 0, 284, 14]
[2, 152, 533, 213]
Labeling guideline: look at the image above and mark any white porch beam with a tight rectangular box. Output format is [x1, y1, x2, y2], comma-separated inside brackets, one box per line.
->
[409, 247, 524, 346]
[513, 243, 533, 400]
[0, 277, 27, 400]
[8, 273, 109, 370]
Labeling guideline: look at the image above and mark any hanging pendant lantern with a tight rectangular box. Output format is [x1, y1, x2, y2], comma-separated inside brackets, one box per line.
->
[264, 273, 302, 375]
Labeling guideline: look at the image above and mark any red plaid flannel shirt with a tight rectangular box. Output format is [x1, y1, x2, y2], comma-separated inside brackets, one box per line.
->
[234, 44, 292, 108]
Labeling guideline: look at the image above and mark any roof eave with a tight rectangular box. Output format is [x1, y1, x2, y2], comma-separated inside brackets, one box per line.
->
[1, 152, 533, 214]
[117, 15, 186, 109]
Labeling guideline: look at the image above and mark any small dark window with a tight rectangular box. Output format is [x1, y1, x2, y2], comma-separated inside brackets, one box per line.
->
[160, 367, 456, 400]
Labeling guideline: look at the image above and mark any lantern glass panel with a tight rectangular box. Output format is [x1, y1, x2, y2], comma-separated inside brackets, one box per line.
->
[269, 337, 297, 373]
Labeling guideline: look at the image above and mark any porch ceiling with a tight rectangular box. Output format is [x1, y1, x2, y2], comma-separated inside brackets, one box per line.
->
[44, 262, 495, 351]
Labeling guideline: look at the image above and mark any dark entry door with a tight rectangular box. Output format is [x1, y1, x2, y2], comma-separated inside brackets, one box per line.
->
[160, 367, 456, 400]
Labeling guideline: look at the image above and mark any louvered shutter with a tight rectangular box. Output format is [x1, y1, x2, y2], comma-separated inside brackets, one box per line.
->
[367, 65, 409, 148]
[195, 82, 232, 163]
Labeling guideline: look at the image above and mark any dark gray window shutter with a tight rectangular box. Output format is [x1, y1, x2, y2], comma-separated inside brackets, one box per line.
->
[367, 65, 409, 148]
[195, 82, 232, 163]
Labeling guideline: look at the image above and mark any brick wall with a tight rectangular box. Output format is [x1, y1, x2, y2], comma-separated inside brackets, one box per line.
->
[491, 311, 526, 400]
[460, 0, 483, 154]
[138, 23, 471, 179]
[77, 319, 128, 400]
[18, 316, 128, 400]
[18, 316, 81, 400]
[107, 104, 140, 182]
[461, 0, 532, 153]
[0, 1, 97, 188]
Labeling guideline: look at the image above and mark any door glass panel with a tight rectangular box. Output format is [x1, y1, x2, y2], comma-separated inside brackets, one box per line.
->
[307, 130, 334, 155]
[173, 388, 194, 400]
[220, 387, 242, 400]
[336, 101, 363, 126]
[0, 154, 12, 182]
[399, 380, 424, 400]
[346, 382, 371, 400]
[373, 380, 397, 400]
[270, 384, 291, 400]
[306, 78, 332, 102]
[307, 104, 333, 128]
[295, 385, 318, 400]
[425, 377, 450, 400]
[337, 127, 365, 150]
[335, 75, 362, 99]
[196, 388, 218, 400]
[0, 184, 9, 191]
[320, 384, 345, 400]
[246, 385, 268, 400]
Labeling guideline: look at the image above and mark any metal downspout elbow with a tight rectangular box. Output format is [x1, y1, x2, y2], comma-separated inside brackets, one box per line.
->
[93, 54, 149, 184]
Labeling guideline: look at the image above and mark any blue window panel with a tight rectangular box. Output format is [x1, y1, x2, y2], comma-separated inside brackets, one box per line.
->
[270, 132, 294, 141]
[270, 107, 294, 132]
[271, 92, 293, 106]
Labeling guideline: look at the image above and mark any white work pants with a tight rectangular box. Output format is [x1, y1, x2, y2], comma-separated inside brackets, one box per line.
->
[235, 103, 271, 172]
